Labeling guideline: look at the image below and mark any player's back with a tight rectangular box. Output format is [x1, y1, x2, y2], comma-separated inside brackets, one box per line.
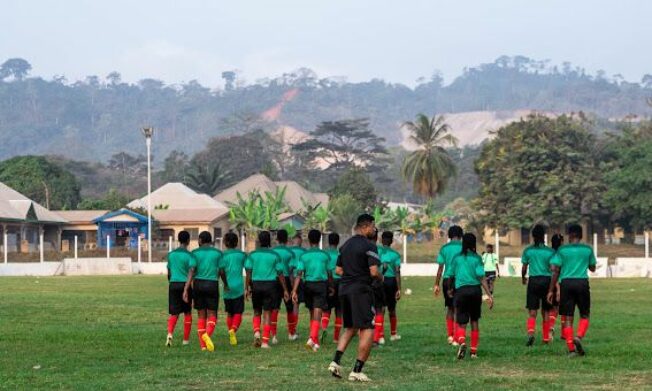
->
[521, 244, 554, 277]
[167, 248, 194, 283]
[272, 246, 293, 277]
[381, 246, 401, 277]
[557, 243, 596, 280]
[192, 246, 222, 281]
[437, 241, 462, 277]
[450, 252, 484, 289]
[246, 249, 281, 281]
[325, 248, 340, 280]
[338, 235, 379, 293]
[299, 248, 330, 282]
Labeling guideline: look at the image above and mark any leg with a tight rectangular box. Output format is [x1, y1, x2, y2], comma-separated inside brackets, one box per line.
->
[389, 308, 398, 337]
[197, 309, 207, 350]
[262, 309, 272, 347]
[446, 307, 456, 343]
[206, 309, 217, 337]
[541, 308, 550, 343]
[470, 320, 479, 355]
[183, 312, 192, 343]
[311, 308, 323, 344]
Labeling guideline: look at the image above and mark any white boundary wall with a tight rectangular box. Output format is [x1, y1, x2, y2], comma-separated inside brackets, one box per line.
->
[502, 257, 609, 278]
[63, 258, 132, 276]
[0, 262, 63, 276]
[612, 258, 652, 278]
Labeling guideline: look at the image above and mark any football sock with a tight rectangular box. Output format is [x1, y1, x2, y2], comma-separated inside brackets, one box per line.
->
[549, 309, 557, 328]
[390, 314, 398, 336]
[527, 317, 536, 336]
[373, 314, 383, 342]
[455, 324, 467, 345]
[167, 315, 179, 334]
[564, 326, 575, 352]
[271, 310, 279, 336]
[287, 312, 297, 335]
[262, 324, 271, 344]
[253, 315, 261, 334]
[577, 318, 589, 338]
[334, 317, 343, 340]
[226, 315, 233, 331]
[333, 350, 344, 365]
[353, 359, 365, 373]
[560, 315, 568, 339]
[471, 329, 479, 353]
[197, 318, 207, 349]
[542, 319, 550, 342]
[310, 319, 320, 344]
[322, 311, 331, 330]
[183, 314, 192, 341]
[446, 318, 455, 338]
[232, 313, 243, 332]
[207, 315, 217, 337]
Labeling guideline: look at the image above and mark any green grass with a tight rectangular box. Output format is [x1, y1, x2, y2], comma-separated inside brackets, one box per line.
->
[1, 276, 651, 390]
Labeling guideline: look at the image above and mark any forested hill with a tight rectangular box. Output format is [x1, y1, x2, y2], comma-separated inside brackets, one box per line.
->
[1, 55, 651, 162]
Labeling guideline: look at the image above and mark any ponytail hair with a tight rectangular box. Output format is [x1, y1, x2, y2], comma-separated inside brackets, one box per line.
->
[461, 233, 477, 256]
[532, 224, 546, 246]
[551, 234, 563, 251]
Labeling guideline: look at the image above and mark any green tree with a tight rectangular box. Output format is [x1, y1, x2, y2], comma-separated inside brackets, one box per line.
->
[330, 195, 361, 234]
[185, 159, 231, 195]
[0, 156, 81, 209]
[474, 115, 604, 230]
[160, 150, 189, 183]
[0, 58, 31, 80]
[78, 189, 129, 210]
[228, 191, 264, 251]
[329, 167, 378, 210]
[401, 114, 458, 199]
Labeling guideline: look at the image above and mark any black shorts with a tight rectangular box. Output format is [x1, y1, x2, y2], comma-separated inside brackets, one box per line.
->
[193, 279, 219, 311]
[454, 285, 482, 324]
[327, 280, 341, 311]
[559, 278, 590, 317]
[485, 271, 497, 281]
[169, 282, 192, 315]
[304, 281, 328, 310]
[252, 281, 279, 311]
[373, 281, 386, 309]
[340, 288, 375, 329]
[526, 276, 553, 311]
[383, 277, 398, 312]
[442, 278, 455, 308]
[224, 295, 245, 315]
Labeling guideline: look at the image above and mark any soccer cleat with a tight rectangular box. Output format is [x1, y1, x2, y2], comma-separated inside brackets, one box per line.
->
[261, 343, 271, 349]
[452, 340, 460, 347]
[567, 351, 579, 358]
[166, 334, 173, 347]
[390, 335, 401, 342]
[328, 361, 342, 378]
[182, 340, 190, 346]
[470, 352, 478, 359]
[447, 336, 454, 345]
[457, 343, 467, 360]
[201, 347, 207, 351]
[321, 329, 328, 344]
[348, 371, 371, 382]
[305, 338, 316, 352]
[253, 332, 262, 348]
[288, 334, 299, 341]
[201, 333, 214, 352]
[378, 337, 386, 345]
[573, 337, 585, 356]
[526, 335, 535, 347]
[271, 335, 278, 345]
[228, 329, 238, 346]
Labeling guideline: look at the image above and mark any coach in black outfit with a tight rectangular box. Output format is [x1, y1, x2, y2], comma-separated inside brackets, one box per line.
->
[328, 214, 383, 382]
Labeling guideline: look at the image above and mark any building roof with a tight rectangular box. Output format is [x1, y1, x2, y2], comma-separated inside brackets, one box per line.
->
[214, 174, 328, 212]
[0, 182, 67, 224]
[54, 210, 110, 224]
[92, 209, 149, 224]
[128, 182, 229, 223]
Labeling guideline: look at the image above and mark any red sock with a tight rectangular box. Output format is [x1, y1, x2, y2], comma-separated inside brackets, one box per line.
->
[334, 317, 343, 341]
[294, 310, 300, 333]
[207, 315, 217, 337]
[253, 315, 261, 334]
[526, 317, 536, 336]
[456, 324, 467, 345]
[226, 315, 233, 331]
[380, 314, 386, 339]
[471, 329, 479, 353]
[564, 326, 575, 352]
[183, 314, 192, 341]
[232, 313, 242, 332]
[287, 312, 296, 335]
[373, 314, 383, 342]
[542, 319, 550, 342]
[560, 315, 568, 339]
[167, 315, 179, 334]
[310, 319, 320, 344]
[577, 318, 589, 338]
[262, 324, 271, 344]
[321, 311, 331, 330]
[446, 318, 454, 338]
[390, 315, 398, 336]
[271, 310, 279, 336]
[453, 320, 458, 341]
[197, 318, 207, 348]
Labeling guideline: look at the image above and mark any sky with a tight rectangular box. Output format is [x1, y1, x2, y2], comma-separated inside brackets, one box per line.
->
[1, 0, 651, 88]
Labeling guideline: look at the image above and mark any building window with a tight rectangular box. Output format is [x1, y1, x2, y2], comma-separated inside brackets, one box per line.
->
[213, 228, 223, 239]
[184, 228, 199, 240]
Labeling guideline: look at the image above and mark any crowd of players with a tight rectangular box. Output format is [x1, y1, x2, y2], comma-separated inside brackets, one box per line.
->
[164, 213, 596, 382]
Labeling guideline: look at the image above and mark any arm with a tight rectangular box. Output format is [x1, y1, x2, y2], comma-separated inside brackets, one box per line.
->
[219, 269, 229, 292]
[547, 265, 560, 304]
[496, 259, 501, 278]
[480, 277, 494, 309]
[291, 271, 303, 303]
[245, 269, 252, 300]
[183, 267, 196, 303]
[335, 266, 343, 276]
[278, 272, 290, 302]
[395, 266, 402, 300]
[434, 265, 444, 296]
[369, 264, 383, 281]
[327, 270, 335, 296]
[521, 264, 528, 285]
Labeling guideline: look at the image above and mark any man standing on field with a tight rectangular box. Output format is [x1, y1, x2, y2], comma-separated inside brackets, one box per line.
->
[166, 231, 195, 347]
[328, 214, 383, 382]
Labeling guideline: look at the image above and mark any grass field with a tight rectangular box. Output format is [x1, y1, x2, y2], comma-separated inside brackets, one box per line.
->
[1, 276, 651, 390]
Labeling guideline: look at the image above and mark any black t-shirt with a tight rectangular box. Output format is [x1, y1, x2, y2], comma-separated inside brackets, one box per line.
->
[337, 235, 380, 295]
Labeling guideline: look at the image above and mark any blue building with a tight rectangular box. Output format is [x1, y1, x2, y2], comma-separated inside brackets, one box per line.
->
[92, 209, 149, 249]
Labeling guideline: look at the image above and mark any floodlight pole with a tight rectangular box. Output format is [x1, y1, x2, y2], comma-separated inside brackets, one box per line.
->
[143, 127, 154, 263]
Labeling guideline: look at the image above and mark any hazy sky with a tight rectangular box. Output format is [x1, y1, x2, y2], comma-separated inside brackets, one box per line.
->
[2, 0, 650, 87]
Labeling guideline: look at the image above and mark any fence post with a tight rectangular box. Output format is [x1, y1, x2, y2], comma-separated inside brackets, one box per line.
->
[403, 234, 407, 264]
[137, 235, 142, 264]
[593, 233, 598, 258]
[4, 230, 7, 264]
[39, 231, 44, 263]
[168, 236, 173, 252]
[107, 235, 110, 259]
[241, 232, 246, 252]
[645, 232, 649, 260]
[74, 235, 78, 259]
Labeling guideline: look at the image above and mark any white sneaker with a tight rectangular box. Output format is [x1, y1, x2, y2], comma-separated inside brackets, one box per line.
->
[378, 337, 385, 345]
[261, 343, 271, 349]
[305, 338, 318, 352]
[447, 336, 454, 345]
[348, 371, 371, 382]
[271, 335, 278, 345]
[390, 335, 401, 342]
[288, 334, 299, 341]
[253, 332, 262, 348]
[166, 334, 173, 347]
[182, 340, 190, 346]
[328, 361, 342, 378]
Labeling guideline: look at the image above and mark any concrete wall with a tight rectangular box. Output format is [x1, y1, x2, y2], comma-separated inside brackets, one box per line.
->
[62, 257, 132, 276]
[0, 262, 63, 276]
[132, 262, 168, 275]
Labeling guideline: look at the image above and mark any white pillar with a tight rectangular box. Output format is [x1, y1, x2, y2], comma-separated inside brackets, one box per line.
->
[145, 132, 153, 264]
[241, 231, 246, 252]
[403, 234, 407, 264]
[319, 236, 323, 250]
[106, 235, 110, 259]
[593, 233, 598, 257]
[3, 230, 7, 264]
[168, 236, 173, 252]
[645, 232, 649, 260]
[544, 233, 548, 246]
[74, 235, 78, 259]
[137, 235, 142, 263]
[39, 231, 44, 263]
[495, 230, 500, 263]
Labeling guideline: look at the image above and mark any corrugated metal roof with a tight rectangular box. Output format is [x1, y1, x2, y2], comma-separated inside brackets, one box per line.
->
[0, 182, 67, 223]
[54, 210, 110, 223]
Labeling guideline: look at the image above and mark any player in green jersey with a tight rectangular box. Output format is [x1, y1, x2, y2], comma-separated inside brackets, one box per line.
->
[245, 231, 290, 349]
[322, 232, 343, 344]
[481, 244, 499, 295]
[288, 233, 306, 340]
[221, 232, 247, 346]
[166, 231, 195, 347]
[272, 229, 296, 342]
[379, 231, 402, 342]
[434, 225, 464, 345]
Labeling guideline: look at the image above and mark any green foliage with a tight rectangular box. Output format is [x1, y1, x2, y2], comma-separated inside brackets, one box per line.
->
[0, 58, 31, 80]
[78, 189, 129, 210]
[474, 115, 604, 229]
[227, 187, 289, 236]
[185, 159, 231, 195]
[329, 167, 378, 210]
[330, 195, 361, 234]
[0, 155, 81, 209]
[160, 150, 189, 183]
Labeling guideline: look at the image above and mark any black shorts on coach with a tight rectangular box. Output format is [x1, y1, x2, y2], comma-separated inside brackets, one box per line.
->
[383, 277, 398, 312]
[304, 281, 328, 310]
[559, 278, 590, 317]
[169, 282, 192, 315]
[340, 287, 374, 329]
[327, 280, 341, 311]
[454, 285, 482, 325]
[442, 278, 455, 308]
[193, 279, 219, 311]
[252, 281, 279, 311]
[224, 295, 245, 315]
[527, 276, 552, 311]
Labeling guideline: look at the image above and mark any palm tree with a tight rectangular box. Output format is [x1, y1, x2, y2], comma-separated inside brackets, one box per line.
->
[186, 160, 231, 195]
[228, 191, 263, 251]
[260, 186, 288, 230]
[401, 114, 458, 199]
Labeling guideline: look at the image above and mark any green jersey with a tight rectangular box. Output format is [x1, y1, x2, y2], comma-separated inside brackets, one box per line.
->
[325, 248, 341, 280]
[272, 245, 294, 277]
[437, 240, 463, 278]
[380, 246, 401, 278]
[221, 249, 247, 299]
[521, 244, 555, 277]
[450, 252, 485, 289]
[550, 243, 597, 281]
[191, 246, 223, 281]
[167, 248, 195, 283]
[297, 247, 330, 282]
[288, 246, 306, 270]
[482, 253, 498, 272]
[245, 248, 283, 282]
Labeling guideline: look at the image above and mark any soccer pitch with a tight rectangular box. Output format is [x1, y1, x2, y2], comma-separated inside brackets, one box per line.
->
[1, 276, 651, 390]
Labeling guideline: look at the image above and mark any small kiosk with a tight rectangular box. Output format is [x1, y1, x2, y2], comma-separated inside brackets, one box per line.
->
[93, 209, 148, 249]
